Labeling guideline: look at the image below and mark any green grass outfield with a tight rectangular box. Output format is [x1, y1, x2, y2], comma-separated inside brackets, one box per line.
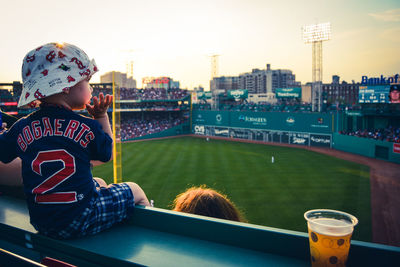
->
[93, 136, 371, 242]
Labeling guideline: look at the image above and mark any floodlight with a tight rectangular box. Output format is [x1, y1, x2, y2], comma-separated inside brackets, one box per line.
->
[302, 23, 331, 44]
[302, 22, 332, 112]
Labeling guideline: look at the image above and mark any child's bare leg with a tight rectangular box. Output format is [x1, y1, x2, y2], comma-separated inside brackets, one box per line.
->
[93, 177, 107, 188]
[126, 182, 150, 206]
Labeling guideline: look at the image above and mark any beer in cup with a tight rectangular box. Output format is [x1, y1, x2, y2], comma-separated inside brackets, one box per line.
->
[304, 209, 358, 267]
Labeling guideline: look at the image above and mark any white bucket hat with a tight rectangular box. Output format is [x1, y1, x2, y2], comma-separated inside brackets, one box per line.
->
[19, 42, 98, 108]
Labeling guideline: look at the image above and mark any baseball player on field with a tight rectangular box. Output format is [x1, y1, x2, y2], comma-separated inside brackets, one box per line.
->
[0, 43, 149, 239]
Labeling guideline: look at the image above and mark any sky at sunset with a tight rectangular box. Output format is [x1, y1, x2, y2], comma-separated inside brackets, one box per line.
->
[1, 0, 399, 90]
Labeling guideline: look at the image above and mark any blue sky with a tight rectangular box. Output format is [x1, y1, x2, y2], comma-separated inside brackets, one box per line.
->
[1, 0, 399, 89]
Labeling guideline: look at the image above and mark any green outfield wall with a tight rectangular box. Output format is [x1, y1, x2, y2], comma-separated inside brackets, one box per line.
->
[332, 133, 400, 163]
[192, 110, 334, 133]
[192, 110, 334, 147]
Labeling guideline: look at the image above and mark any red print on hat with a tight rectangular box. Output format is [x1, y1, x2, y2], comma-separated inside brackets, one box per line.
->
[26, 55, 35, 63]
[46, 51, 56, 63]
[67, 75, 76, 83]
[93, 65, 98, 72]
[26, 69, 31, 77]
[58, 51, 66, 58]
[25, 92, 30, 99]
[34, 89, 45, 99]
[36, 46, 43, 51]
[41, 69, 48, 76]
[79, 69, 91, 77]
[70, 57, 85, 69]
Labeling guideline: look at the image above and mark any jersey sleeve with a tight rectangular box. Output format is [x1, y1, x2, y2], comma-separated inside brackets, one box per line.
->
[88, 120, 113, 162]
[0, 128, 18, 163]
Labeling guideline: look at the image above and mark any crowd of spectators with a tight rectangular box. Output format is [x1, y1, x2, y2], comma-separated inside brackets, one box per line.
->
[119, 102, 189, 111]
[192, 101, 365, 114]
[91, 87, 189, 101]
[168, 89, 188, 100]
[120, 113, 186, 140]
[339, 126, 400, 143]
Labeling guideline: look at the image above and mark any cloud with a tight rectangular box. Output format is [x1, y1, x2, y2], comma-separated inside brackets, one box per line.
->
[369, 8, 400, 22]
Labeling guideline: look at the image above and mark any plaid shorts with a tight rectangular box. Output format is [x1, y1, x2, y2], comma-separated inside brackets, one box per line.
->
[38, 182, 135, 239]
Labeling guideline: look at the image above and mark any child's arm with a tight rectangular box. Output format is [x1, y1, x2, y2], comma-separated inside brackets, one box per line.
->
[86, 93, 113, 164]
[86, 93, 113, 139]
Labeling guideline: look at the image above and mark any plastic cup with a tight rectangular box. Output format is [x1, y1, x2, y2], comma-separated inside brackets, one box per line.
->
[304, 209, 358, 267]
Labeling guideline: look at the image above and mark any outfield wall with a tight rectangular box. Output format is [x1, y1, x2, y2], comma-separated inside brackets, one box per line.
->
[192, 110, 333, 147]
[332, 133, 400, 164]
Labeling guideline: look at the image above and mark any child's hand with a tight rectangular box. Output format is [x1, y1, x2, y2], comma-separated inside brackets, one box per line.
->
[86, 93, 113, 119]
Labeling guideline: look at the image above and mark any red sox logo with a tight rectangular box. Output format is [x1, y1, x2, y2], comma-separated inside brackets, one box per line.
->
[58, 51, 66, 58]
[26, 55, 35, 63]
[25, 92, 30, 99]
[79, 69, 91, 77]
[46, 51, 56, 63]
[70, 57, 85, 69]
[34, 89, 45, 99]
[67, 75, 76, 83]
[41, 70, 48, 76]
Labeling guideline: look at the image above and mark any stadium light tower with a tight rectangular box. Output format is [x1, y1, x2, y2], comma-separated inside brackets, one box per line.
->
[302, 22, 331, 112]
[209, 54, 220, 109]
[210, 54, 220, 80]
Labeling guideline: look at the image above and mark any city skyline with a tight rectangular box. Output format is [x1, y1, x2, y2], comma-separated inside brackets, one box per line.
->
[1, 0, 399, 90]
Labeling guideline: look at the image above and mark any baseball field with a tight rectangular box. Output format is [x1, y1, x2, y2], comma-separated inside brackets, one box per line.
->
[92, 136, 371, 242]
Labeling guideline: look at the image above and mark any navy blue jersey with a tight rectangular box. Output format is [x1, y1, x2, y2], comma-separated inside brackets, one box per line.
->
[0, 106, 112, 231]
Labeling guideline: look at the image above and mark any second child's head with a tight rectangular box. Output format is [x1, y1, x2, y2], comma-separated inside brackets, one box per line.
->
[19, 43, 98, 110]
[172, 185, 245, 222]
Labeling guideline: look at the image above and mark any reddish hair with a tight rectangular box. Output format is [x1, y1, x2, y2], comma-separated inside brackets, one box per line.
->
[172, 186, 245, 222]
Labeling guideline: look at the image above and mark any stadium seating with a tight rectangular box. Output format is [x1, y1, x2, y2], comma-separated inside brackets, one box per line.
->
[339, 126, 400, 143]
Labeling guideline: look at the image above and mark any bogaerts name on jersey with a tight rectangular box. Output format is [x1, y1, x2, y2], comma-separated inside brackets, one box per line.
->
[17, 117, 94, 151]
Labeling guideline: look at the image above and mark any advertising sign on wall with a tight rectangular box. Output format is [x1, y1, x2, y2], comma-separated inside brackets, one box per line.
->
[227, 89, 248, 100]
[198, 91, 213, 100]
[230, 129, 250, 139]
[310, 134, 331, 147]
[214, 127, 229, 137]
[275, 87, 301, 98]
[194, 125, 205, 135]
[290, 133, 310, 145]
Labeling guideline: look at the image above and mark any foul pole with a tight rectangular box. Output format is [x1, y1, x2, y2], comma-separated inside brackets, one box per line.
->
[112, 71, 123, 183]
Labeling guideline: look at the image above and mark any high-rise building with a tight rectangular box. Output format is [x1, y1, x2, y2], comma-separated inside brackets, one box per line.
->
[271, 69, 299, 91]
[210, 76, 239, 92]
[100, 71, 137, 88]
[209, 64, 299, 103]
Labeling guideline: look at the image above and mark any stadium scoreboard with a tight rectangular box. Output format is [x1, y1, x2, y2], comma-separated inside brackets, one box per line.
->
[358, 85, 389, 104]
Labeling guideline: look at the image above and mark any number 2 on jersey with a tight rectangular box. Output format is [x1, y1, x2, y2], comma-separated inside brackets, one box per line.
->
[32, 149, 77, 204]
